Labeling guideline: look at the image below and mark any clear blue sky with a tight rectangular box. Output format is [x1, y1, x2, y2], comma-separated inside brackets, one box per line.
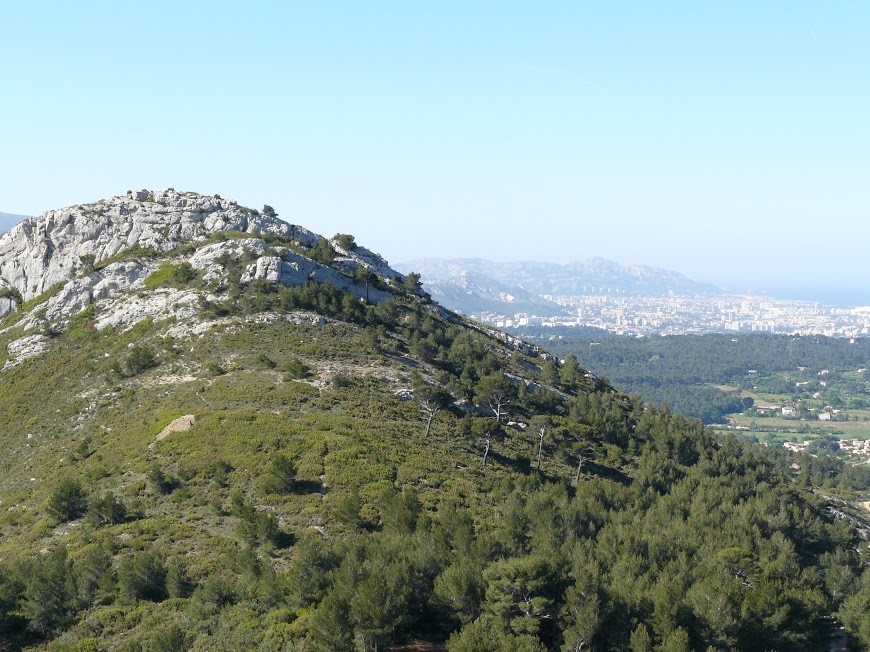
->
[2, 2, 868, 302]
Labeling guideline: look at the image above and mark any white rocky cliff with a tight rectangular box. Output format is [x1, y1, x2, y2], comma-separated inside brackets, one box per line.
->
[0, 189, 301, 302]
[0, 189, 408, 367]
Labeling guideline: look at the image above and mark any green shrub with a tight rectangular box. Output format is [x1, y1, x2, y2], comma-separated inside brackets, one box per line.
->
[205, 360, 226, 376]
[284, 356, 311, 380]
[125, 345, 157, 375]
[332, 233, 357, 251]
[0, 287, 23, 303]
[147, 463, 178, 495]
[118, 549, 167, 603]
[86, 492, 127, 527]
[47, 479, 87, 522]
[144, 262, 198, 290]
[261, 454, 296, 494]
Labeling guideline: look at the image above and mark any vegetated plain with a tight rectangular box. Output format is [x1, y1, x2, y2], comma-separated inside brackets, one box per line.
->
[519, 327, 870, 441]
[1, 196, 870, 651]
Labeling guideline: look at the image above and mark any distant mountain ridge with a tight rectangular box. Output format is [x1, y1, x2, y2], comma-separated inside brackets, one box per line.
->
[0, 212, 28, 233]
[423, 270, 566, 317]
[397, 257, 720, 296]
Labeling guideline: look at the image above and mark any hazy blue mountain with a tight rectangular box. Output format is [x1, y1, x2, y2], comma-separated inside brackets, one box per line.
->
[0, 212, 28, 232]
[397, 256, 721, 297]
[423, 270, 567, 316]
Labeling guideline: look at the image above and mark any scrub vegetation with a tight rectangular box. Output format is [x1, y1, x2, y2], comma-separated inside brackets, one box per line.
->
[0, 234, 868, 652]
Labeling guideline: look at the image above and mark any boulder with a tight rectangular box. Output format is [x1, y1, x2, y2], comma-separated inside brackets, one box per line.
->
[3, 334, 49, 370]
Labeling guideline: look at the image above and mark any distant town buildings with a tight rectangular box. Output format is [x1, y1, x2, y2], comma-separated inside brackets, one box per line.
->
[839, 439, 870, 456]
[477, 293, 870, 338]
[784, 438, 870, 459]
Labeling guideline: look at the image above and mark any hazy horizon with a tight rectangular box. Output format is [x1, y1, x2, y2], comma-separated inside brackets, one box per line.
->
[2, 3, 867, 306]
[1, 206, 866, 306]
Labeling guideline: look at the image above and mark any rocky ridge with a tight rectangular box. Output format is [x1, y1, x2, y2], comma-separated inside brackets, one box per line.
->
[0, 189, 406, 368]
[0, 189, 400, 304]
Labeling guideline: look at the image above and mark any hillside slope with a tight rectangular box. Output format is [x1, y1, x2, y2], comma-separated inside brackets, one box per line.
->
[0, 191, 867, 652]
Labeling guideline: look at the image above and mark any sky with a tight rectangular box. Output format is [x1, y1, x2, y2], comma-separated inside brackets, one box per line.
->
[1, 2, 868, 303]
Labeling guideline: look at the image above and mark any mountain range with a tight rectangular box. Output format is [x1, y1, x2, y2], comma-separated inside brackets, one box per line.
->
[398, 257, 720, 295]
[0, 190, 867, 651]
[411, 270, 567, 317]
[0, 211, 28, 233]
[395, 257, 721, 316]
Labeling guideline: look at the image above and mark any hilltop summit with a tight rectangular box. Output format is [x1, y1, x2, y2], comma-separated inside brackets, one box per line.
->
[0, 189, 403, 330]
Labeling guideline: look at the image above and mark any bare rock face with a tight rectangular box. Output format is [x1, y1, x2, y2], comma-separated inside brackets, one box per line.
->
[0, 189, 296, 301]
[189, 239, 267, 283]
[0, 189, 409, 368]
[44, 261, 152, 322]
[3, 334, 50, 370]
[0, 297, 15, 320]
[241, 248, 391, 304]
[331, 239, 403, 281]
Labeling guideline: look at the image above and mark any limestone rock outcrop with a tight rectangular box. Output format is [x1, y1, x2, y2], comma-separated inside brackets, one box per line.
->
[3, 334, 50, 370]
[44, 261, 151, 322]
[0, 296, 15, 320]
[240, 248, 390, 304]
[0, 189, 309, 301]
[0, 189, 407, 345]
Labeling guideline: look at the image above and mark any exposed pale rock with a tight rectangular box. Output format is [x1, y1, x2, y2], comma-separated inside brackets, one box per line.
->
[163, 316, 230, 340]
[240, 249, 390, 304]
[189, 239, 266, 283]
[94, 289, 201, 332]
[149, 414, 196, 450]
[0, 189, 295, 301]
[0, 189, 407, 344]
[331, 240, 403, 281]
[44, 262, 151, 322]
[4, 334, 50, 370]
[252, 256, 286, 284]
[0, 296, 15, 320]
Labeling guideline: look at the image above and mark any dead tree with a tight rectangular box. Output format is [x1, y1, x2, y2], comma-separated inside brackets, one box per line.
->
[420, 398, 440, 439]
[536, 426, 546, 471]
[415, 383, 449, 439]
[470, 417, 495, 468]
[481, 432, 492, 467]
[574, 446, 596, 484]
[489, 392, 511, 425]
